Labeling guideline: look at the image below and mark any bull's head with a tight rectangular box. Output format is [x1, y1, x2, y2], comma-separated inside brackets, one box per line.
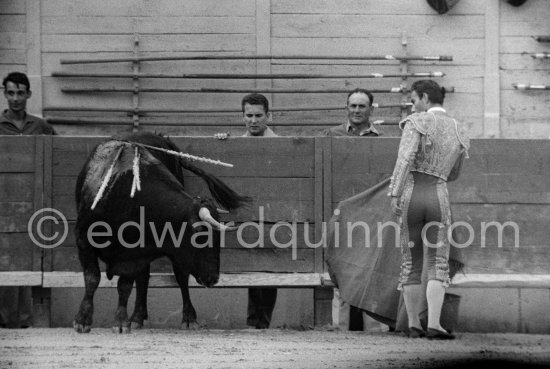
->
[189, 198, 236, 288]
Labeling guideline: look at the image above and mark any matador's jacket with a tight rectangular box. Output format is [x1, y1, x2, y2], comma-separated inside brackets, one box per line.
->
[389, 109, 470, 198]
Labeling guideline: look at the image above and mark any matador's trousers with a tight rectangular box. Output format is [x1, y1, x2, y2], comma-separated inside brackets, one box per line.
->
[398, 172, 451, 290]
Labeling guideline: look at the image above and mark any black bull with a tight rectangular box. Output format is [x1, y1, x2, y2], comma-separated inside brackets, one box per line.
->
[73, 132, 249, 333]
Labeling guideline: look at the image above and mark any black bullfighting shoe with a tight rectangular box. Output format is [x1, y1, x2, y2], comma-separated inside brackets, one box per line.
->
[406, 326, 426, 338]
[426, 327, 455, 340]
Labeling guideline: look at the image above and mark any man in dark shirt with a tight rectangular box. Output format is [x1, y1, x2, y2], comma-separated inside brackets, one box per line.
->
[1, 72, 55, 135]
[321, 88, 380, 137]
[0, 72, 55, 329]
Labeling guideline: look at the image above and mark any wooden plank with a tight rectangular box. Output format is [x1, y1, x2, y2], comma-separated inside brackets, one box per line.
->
[501, 91, 550, 121]
[42, 136, 54, 272]
[0, 49, 26, 64]
[255, 0, 272, 94]
[473, 139, 550, 175]
[451, 273, 550, 288]
[321, 137, 332, 274]
[321, 272, 550, 289]
[272, 0, 485, 15]
[42, 34, 256, 53]
[26, 0, 43, 115]
[50, 246, 315, 273]
[0, 0, 26, 13]
[0, 32, 26, 49]
[500, 120, 550, 140]
[0, 137, 35, 172]
[452, 204, 549, 247]
[484, 0, 500, 138]
[0, 272, 42, 286]
[0, 233, 36, 271]
[42, 0, 256, 17]
[0, 202, 34, 232]
[460, 245, 550, 274]
[0, 173, 34, 201]
[32, 135, 44, 271]
[42, 271, 324, 288]
[272, 14, 484, 38]
[501, 36, 550, 54]
[0, 15, 25, 32]
[54, 194, 314, 222]
[42, 16, 254, 34]
[313, 137, 326, 273]
[51, 137, 315, 177]
[54, 221, 316, 250]
[500, 21, 550, 37]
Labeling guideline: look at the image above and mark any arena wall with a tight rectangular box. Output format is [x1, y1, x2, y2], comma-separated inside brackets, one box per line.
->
[1, 136, 549, 332]
[1, 0, 549, 137]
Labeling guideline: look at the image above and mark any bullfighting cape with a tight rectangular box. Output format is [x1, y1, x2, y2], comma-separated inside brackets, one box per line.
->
[325, 178, 464, 328]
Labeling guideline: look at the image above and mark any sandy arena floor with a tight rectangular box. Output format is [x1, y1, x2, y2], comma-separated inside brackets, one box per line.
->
[1, 328, 550, 369]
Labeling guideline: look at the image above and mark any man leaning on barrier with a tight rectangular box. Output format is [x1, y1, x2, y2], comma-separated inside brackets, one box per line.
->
[0, 72, 56, 329]
[321, 88, 380, 137]
[215, 93, 278, 329]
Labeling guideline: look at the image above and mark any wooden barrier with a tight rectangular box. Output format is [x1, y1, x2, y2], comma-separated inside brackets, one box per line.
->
[1, 136, 550, 328]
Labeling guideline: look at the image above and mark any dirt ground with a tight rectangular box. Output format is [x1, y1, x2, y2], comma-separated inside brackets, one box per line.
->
[1, 328, 550, 369]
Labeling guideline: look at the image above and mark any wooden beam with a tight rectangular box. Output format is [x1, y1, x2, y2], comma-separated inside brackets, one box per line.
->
[0, 272, 42, 286]
[451, 274, 550, 289]
[42, 272, 325, 288]
[35, 272, 550, 289]
[25, 0, 43, 116]
[483, 0, 500, 138]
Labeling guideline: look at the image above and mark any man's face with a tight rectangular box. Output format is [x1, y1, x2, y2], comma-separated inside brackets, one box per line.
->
[4, 81, 31, 113]
[411, 90, 428, 113]
[243, 103, 269, 136]
[346, 93, 371, 126]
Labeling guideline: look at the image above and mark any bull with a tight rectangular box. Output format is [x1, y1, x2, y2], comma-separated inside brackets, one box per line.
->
[73, 132, 249, 333]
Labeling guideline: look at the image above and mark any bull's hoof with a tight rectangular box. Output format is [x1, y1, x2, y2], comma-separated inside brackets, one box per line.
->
[180, 321, 200, 330]
[112, 324, 131, 334]
[131, 321, 144, 330]
[73, 320, 91, 333]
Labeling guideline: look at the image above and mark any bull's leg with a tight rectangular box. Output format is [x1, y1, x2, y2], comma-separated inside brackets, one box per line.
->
[73, 238, 100, 333]
[172, 263, 199, 330]
[130, 264, 150, 329]
[113, 275, 133, 334]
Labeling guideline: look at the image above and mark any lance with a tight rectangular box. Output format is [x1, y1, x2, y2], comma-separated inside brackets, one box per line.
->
[60, 54, 453, 64]
[512, 83, 550, 90]
[52, 71, 445, 79]
[43, 103, 412, 114]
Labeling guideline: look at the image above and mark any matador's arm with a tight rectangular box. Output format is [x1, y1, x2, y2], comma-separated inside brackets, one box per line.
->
[388, 121, 422, 197]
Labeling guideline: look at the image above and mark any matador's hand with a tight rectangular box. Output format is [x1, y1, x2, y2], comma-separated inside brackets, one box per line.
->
[391, 196, 402, 216]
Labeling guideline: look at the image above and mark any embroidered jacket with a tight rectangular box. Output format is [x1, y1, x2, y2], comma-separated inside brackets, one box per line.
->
[388, 109, 470, 197]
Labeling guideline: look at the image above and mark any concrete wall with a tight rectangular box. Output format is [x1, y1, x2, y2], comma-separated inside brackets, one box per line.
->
[1, 0, 549, 137]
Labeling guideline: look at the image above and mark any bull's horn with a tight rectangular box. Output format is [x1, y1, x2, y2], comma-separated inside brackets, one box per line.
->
[216, 208, 229, 214]
[199, 207, 238, 232]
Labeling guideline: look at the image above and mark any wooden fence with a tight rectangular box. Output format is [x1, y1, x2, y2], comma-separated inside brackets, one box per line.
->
[1, 135, 549, 291]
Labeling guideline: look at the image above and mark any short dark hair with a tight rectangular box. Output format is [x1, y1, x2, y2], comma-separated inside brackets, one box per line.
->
[241, 93, 269, 114]
[347, 88, 373, 106]
[411, 80, 446, 105]
[3, 72, 31, 92]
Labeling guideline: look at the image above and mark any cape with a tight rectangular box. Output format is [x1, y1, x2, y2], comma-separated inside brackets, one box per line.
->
[325, 177, 464, 329]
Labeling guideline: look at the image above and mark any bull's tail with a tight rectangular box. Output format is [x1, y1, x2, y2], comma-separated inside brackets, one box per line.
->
[180, 161, 251, 211]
